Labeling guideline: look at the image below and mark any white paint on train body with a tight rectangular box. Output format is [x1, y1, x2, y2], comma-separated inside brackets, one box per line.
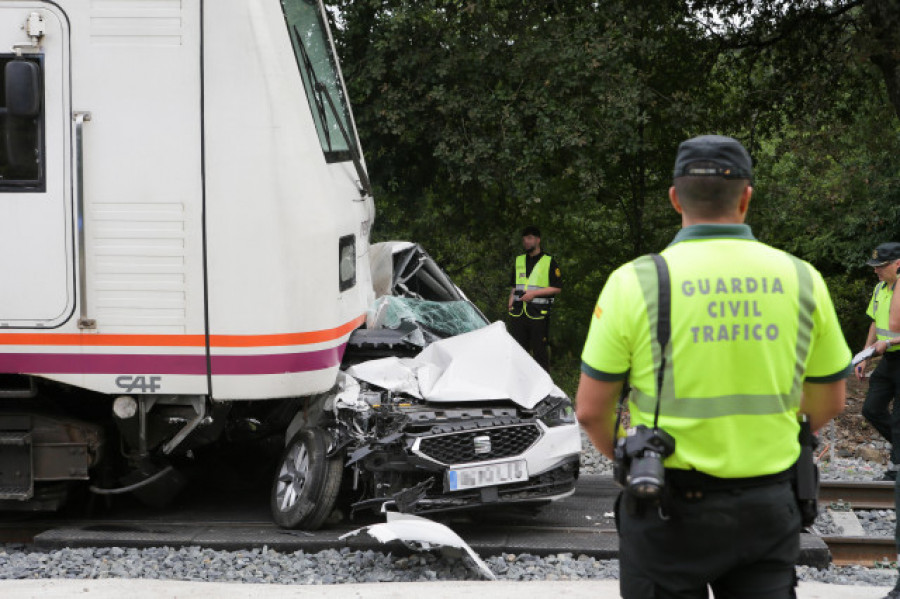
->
[0, 0, 374, 401]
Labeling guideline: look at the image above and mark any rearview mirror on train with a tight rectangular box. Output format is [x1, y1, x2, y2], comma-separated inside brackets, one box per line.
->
[6, 59, 41, 117]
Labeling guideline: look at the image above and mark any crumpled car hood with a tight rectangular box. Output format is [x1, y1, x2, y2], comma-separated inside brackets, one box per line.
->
[345, 321, 565, 409]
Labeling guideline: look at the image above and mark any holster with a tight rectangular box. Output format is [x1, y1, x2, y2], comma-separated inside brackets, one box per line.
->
[793, 419, 819, 527]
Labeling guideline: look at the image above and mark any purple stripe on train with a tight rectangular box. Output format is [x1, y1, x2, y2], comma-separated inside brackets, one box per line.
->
[0, 346, 345, 375]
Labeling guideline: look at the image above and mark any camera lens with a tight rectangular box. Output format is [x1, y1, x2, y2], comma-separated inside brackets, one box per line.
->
[628, 451, 665, 499]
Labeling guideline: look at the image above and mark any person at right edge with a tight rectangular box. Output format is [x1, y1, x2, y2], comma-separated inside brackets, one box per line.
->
[575, 134, 850, 598]
[856, 242, 900, 482]
[878, 266, 900, 599]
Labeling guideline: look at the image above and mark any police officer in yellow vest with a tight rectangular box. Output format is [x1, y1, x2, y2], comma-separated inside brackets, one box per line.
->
[882, 264, 900, 599]
[856, 242, 900, 482]
[508, 226, 561, 371]
[575, 135, 850, 598]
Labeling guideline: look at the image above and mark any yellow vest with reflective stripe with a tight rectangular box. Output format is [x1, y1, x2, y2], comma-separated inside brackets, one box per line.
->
[629, 249, 807, 477]
[868, 282, 900, 351]
[510, 254, 553, 319]
[580, 224, 851, 478]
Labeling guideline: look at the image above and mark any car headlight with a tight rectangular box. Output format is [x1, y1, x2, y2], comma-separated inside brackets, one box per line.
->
[536, 396, 577, 427]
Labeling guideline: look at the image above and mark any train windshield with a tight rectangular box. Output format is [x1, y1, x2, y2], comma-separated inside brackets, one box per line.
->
[281, 0, 356, 164]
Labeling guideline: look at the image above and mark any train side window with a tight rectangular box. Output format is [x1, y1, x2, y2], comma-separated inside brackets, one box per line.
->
[281, 0, 358, 164]
[339, 234, 356, 291]
[0, 55, 44, 192]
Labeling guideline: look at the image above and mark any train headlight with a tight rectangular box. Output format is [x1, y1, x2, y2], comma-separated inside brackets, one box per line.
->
[113, 395, 138, 420]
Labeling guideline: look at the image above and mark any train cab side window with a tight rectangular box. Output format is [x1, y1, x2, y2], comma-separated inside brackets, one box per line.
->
[281, 0, 358, 164]
[0, 55, 43, 191]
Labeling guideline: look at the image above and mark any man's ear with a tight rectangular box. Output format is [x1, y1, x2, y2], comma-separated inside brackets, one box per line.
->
[738, 185, 753, 216]
[669, 186, 683, 214]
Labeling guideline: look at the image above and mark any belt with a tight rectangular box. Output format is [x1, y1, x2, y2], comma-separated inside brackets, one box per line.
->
[666, 467, 793, 495]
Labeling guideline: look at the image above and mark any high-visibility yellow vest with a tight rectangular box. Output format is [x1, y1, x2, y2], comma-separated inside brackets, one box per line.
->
[867, 282, 900, 352]
[510, 254, 554, 319]
[580, 224, 851, 478]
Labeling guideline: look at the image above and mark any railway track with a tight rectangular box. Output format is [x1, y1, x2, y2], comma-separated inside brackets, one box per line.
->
[819, 480, 895, 510]
[818, 480, 896, 567]
[1, 478, 897, 568]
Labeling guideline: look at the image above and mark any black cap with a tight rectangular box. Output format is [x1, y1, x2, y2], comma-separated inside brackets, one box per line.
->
[673, 135, 753, 181]
[521, 226, 541, 237]
[865, 242, 900, 266]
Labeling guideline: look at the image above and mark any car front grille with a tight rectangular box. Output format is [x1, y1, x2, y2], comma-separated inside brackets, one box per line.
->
[416, 424, 541, 465]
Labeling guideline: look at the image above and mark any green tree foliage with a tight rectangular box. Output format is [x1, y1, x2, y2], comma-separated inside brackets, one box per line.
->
[686, 1, 900, 120]
[329, 0, 900, 374]
[687, 0, 900, 348]
[332, 1, 743, 355]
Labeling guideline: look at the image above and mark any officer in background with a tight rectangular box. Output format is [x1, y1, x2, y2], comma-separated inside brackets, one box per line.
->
[856, 242, 900, 481]
[508, 226, 561, 371]
[576, 135, 850, 598]
[879, 255, 900, 599]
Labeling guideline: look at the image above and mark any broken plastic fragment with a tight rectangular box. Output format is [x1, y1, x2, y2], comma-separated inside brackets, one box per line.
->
[332, 372, 365, 412]
[339, 511, 497, 580]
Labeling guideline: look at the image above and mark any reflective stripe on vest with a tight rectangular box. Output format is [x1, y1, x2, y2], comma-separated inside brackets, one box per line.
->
[871, 282, 900, 350]
[510, 254, 553, 319]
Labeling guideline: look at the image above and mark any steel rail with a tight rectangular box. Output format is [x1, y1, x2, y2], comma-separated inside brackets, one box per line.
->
[817, 481, 896, 567]
[820, 536, 896, 567]
[819, 480, 895, 510]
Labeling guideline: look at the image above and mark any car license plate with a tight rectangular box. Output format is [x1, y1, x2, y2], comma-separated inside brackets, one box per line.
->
[447, 460, 528, 491]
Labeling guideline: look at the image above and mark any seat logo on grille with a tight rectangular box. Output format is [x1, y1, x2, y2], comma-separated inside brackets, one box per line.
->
[473, 435, 492, 454]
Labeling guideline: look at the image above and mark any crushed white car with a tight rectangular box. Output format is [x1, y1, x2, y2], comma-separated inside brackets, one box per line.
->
[271, 243, 582, 529]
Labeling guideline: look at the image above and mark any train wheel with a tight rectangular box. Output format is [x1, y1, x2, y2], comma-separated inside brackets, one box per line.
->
[270, 427, 343, 530]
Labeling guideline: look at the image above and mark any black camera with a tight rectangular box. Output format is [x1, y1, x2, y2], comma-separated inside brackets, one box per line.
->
[614, 425, 676, 501]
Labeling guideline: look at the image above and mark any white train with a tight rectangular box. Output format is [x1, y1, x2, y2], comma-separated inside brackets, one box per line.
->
[0, 0, 580, 527]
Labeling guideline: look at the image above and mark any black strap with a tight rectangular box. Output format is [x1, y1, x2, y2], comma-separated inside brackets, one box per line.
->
[649, 253, 670, 430]
[650, 254, 670, 351]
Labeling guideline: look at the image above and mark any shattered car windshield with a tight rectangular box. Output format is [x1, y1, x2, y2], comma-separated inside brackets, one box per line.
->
[369, 296, 487, 337]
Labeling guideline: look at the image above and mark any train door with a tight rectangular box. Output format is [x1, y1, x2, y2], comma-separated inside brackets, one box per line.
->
[0, 5, 72, 328]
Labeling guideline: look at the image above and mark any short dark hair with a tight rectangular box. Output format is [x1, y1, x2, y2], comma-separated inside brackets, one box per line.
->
[521, 226, 541, 237]
[674, 168, 749, 218]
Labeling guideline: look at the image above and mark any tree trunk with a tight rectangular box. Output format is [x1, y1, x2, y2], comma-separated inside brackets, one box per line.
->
[863, 0, 900, 120]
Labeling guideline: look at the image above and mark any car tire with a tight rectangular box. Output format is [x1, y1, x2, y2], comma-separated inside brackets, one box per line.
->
[270, 427, 343, 530]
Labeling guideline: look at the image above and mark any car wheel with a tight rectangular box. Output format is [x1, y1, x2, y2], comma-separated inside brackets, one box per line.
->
[270, 427, 343, 530]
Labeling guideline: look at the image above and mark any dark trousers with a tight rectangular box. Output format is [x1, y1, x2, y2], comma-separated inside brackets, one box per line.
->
[865, 357, 900, 565]
[862, 353, 900, 465]
[618, 480, 800, 598]
[508, 315, 550, 370]
[895, 476, 900, 554]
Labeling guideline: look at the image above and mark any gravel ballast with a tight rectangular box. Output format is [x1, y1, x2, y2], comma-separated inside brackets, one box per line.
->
[0, 430, 897, 589]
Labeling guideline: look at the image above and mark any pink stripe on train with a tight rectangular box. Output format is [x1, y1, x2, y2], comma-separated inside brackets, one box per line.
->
[0, 345, 346, 376]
